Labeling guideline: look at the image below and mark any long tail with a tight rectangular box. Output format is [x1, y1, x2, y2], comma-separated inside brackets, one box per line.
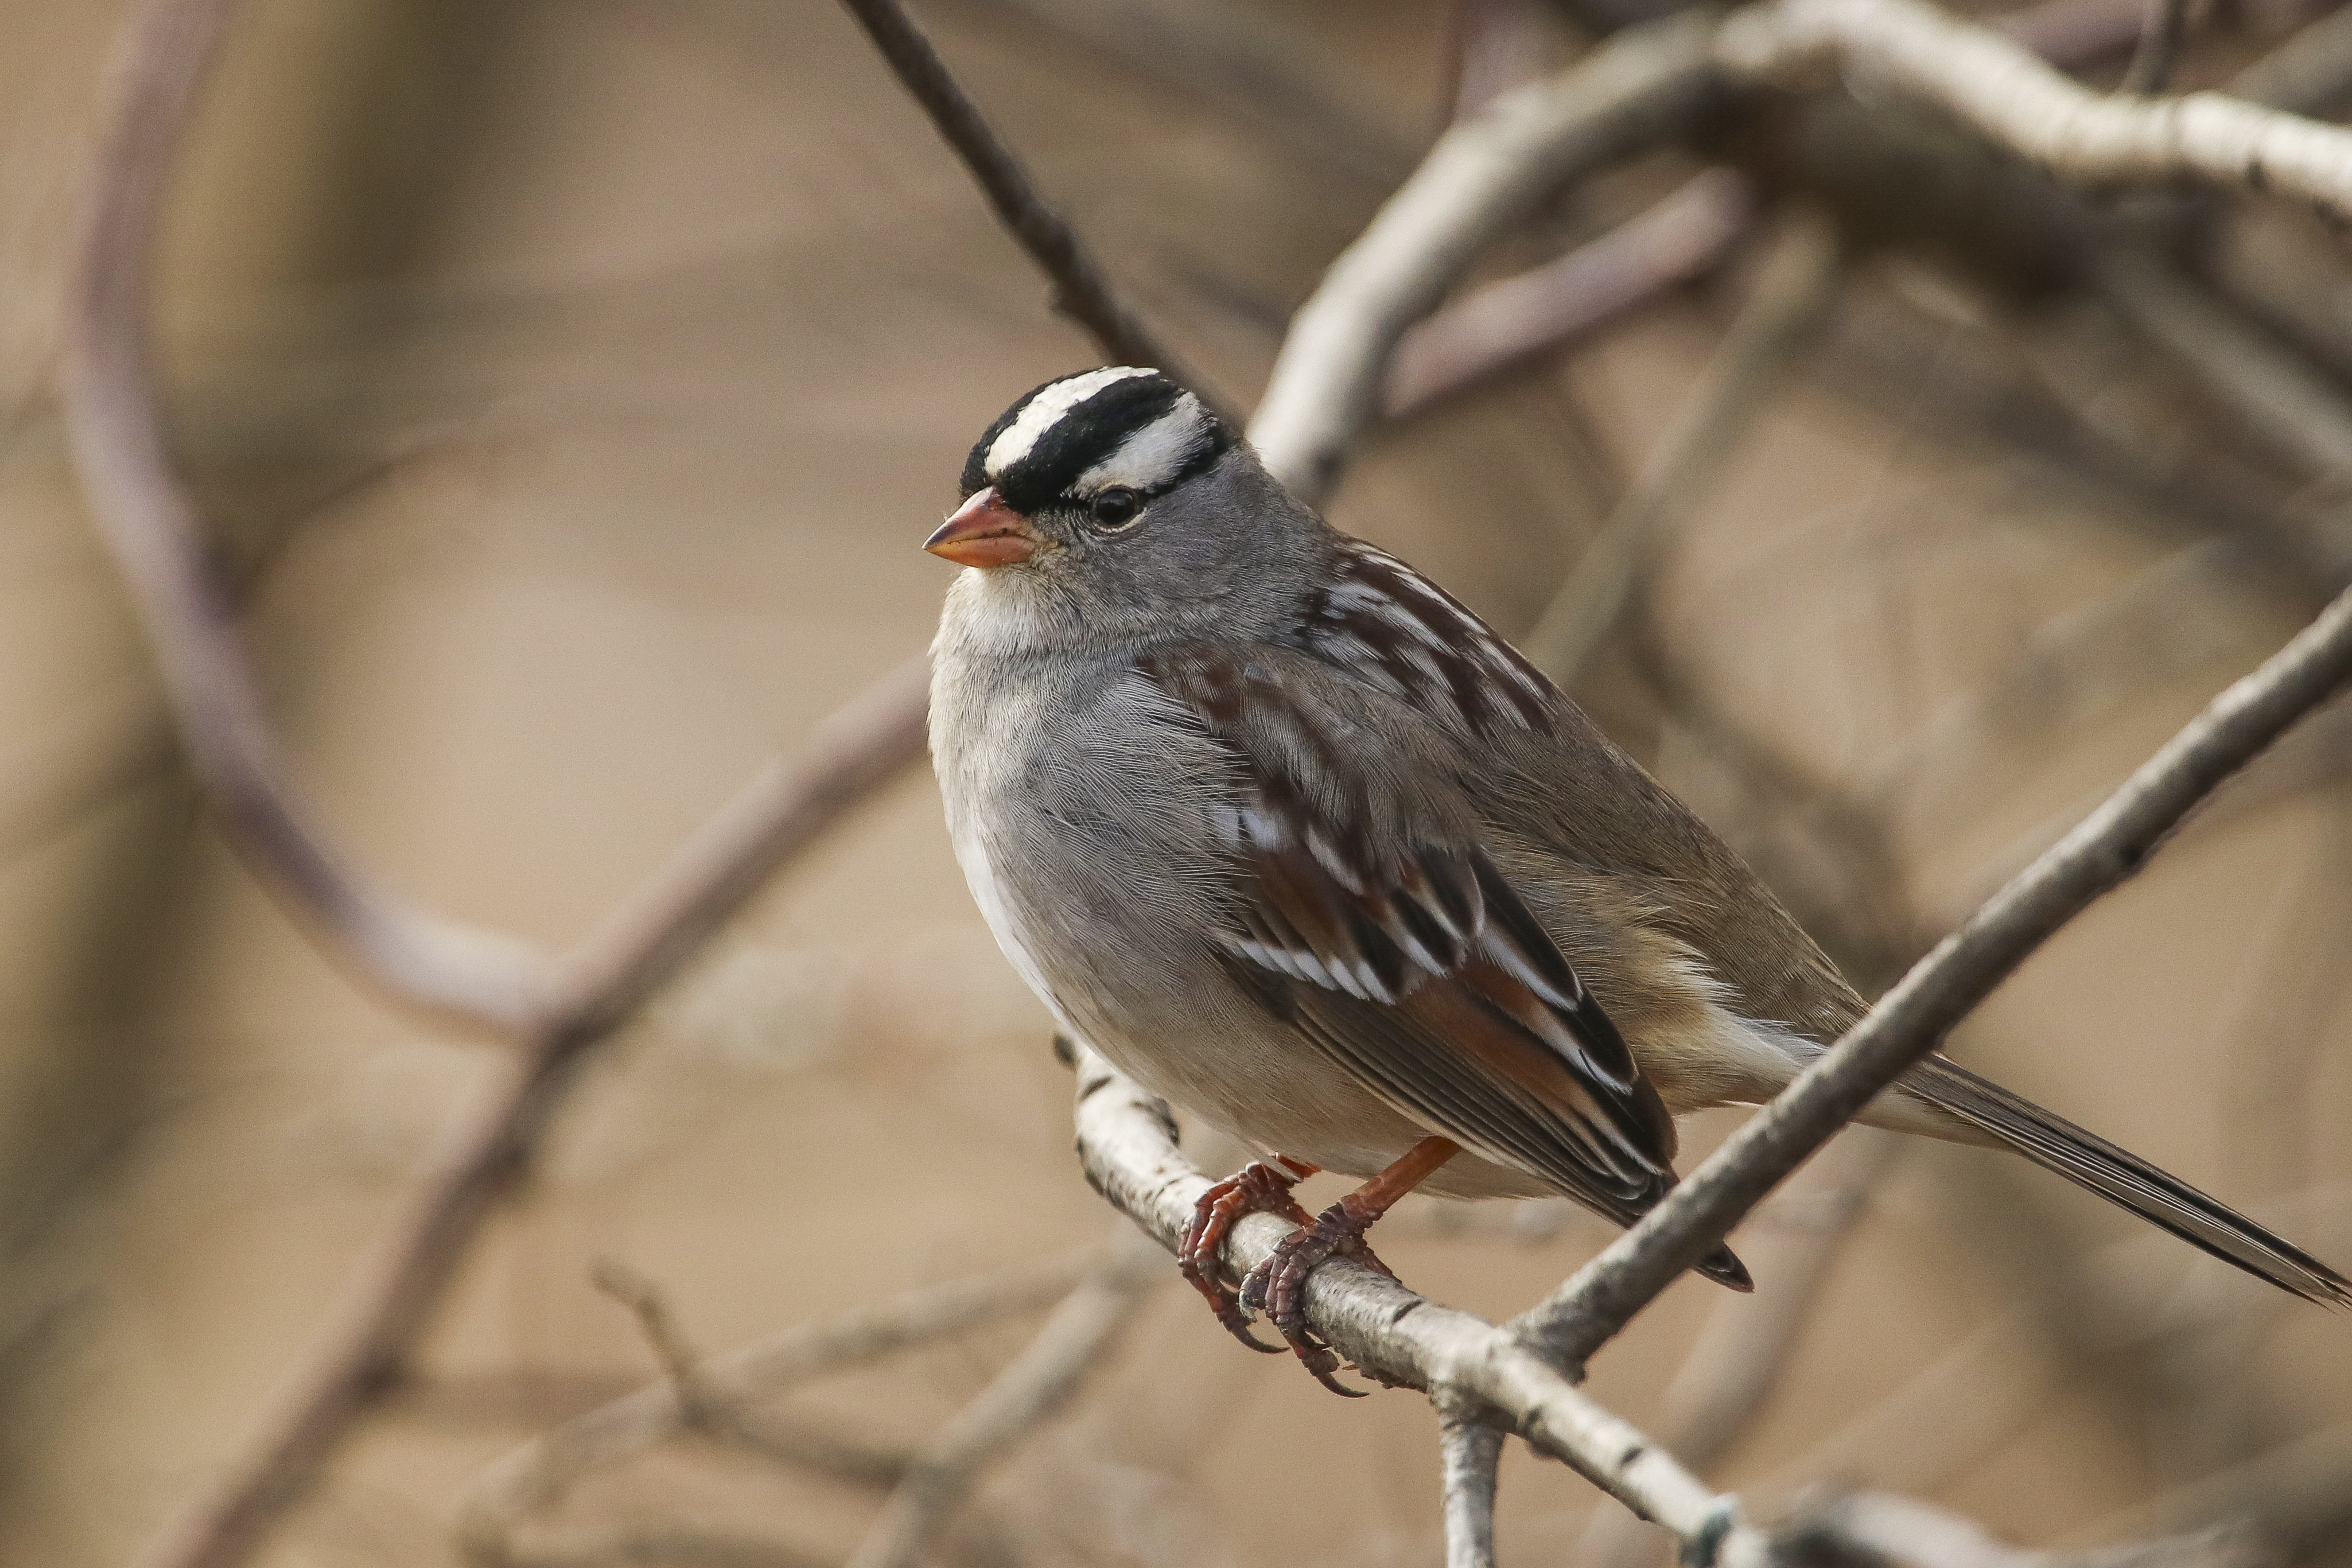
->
[1904, 1055, 2352, 1306]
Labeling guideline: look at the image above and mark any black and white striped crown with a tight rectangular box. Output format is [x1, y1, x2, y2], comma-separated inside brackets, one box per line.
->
[961, 367, 1234, 515]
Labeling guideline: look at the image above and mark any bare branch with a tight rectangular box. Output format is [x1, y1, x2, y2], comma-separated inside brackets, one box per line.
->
[1382, 169, 1758, 419]
[2088, 248, 2352, 487]
[457, 1244, 1105, 1562]
[60, 0, 547, 1032]
[840, 1239, 1163, 1568]
[1070, 1044, 1772, 1568]
[1249, 12, 1724, 503]
[2225, 1, 2352, 120]
[1718, 0, 2352, 221]
[1439, 1406, 1505, 1568]
[128, 660, 931, 1568]
[1520, 207, 1839, 687]
[833, 0, 1220, 410]
[1513, 573, 2352, 1369]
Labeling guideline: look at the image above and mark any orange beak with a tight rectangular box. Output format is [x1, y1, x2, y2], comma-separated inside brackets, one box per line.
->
[924, 488, 1039, 568]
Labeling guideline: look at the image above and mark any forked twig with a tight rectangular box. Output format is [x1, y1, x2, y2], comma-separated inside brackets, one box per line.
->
[1249, 11, 1724, 503]
[458, 1244, 1105, 1561]
[1515, 573, 2352, 1368]
[840, 1238, 1163, 1568]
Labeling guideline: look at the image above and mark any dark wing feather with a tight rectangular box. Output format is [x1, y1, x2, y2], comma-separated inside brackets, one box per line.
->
[1143, 642, 1680, 1221]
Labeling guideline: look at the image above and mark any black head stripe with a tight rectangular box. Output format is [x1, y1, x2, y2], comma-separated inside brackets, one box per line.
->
[997, 376, 1183, 512]
[958, 370, 1234, 512]
[959, 374, 1062, 499]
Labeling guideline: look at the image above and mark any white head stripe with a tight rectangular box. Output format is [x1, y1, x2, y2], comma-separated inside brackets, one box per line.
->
[1076, 394, 1208, 492]
[985, 367, 1156, 478]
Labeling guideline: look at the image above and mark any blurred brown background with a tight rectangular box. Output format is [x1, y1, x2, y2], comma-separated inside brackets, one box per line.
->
[2, 0, 2350, 1564]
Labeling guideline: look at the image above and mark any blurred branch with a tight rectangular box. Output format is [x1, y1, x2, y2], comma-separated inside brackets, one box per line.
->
[1068, 1042, 1772, 1567]
[1718, 0, 2352, 221]
[1383, 169, 1758, 418]
[2117, 0, 2190, 95]
[1515, 571, 2352, 1368]
[75, 0, 1243, 1554]
[834, 0, 1222, 413]
[1520, 208, 1839, 687]
[2090, 248, 2352, 487]
[1995, 0, 2155, 67]
[61, 0, 545, 1033]
[1250, 11, 1724, 502]
[1439, 1404, 1504, 1568]
[840, 1239, 1162, 1568]
[458, 1244, 1105, 1563]
[2225, 1, 2352, 119]
[1454, 0, 1558, 120]
[2080, 1418, 2352, 1554]
[1780, 1492, 2272, 1568]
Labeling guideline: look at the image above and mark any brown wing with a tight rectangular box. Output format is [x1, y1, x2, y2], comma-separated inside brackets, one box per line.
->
[1142, 641, 1682, 1222]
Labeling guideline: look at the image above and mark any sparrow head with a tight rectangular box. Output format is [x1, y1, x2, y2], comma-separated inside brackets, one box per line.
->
[927, 368, 1324, 648]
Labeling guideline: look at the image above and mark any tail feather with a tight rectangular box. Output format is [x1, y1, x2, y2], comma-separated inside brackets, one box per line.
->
[1907, 1055, 2351, 1307]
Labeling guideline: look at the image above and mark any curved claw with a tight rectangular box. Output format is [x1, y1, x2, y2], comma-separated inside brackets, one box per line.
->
[1177, 1158, 1319, 1353]
[1301, 1352, 1371, 1398]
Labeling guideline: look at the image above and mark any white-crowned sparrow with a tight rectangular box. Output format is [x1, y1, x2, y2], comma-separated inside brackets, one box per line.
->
[926, 366, 2349, 1392]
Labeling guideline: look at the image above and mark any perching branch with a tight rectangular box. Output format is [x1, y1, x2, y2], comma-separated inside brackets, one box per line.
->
[833, 0, 1223, 414]
[1068, 1042, 1772, 1568]
[1439, 1404, 1506, 1568]
[1249, 11, 1724, 503]
[1513, 573, 2352, 1370]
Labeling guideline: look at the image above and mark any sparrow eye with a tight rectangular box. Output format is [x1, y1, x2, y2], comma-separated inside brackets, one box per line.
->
[1088, 487, 1143, 531]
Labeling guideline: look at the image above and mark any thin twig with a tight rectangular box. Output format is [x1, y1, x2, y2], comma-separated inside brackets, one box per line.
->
[1782, 1492, 2272, 1568]
[839, 1238, 1163, 1568]
[1439, 1404, 1505, 1568]
[1520, 208, 1840, 687]
[833, 0, 1220, 412]
[457, 1244, 1105, 1563]
[2225, 1, 2352, 119]
[1382, 169, 1758, 419]
[1513, 573, 2352, 1369]
[1249, 11, 1724, 503]
[2089, 248, 2352, 487]
[2118, 0, 2190, 95]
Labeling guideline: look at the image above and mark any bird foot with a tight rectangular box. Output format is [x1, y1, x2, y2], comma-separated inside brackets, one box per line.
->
[1179, 1158, 1317, 1355]
[1238, 1194, 1398, 1397]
